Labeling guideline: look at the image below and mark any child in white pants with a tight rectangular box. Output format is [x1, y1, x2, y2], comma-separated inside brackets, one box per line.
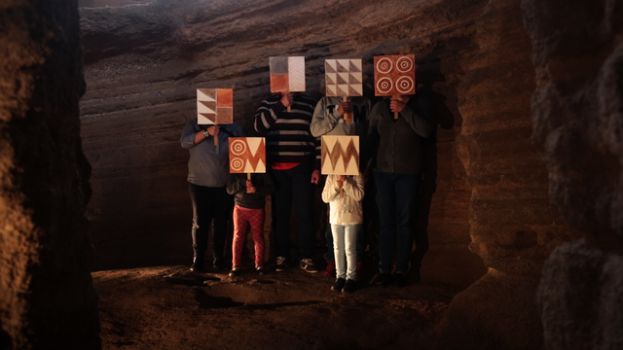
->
[322, 174, 364, 293]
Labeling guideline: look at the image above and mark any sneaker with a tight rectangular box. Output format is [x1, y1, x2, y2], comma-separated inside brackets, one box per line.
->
[322, 261, 336, 278]
[228, 269, 240, 277]
[370, 273, 392, 286]
[275, 256, 287, 272]
[331, 278, 346, 292]
[299, 258, 318, 273]
[343, 279, 357, 293]
[189, 259, 205, 273]
[256, 266, 265, 275]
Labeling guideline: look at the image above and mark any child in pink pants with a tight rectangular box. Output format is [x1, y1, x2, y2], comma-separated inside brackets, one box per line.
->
[226, 173, 272, 276]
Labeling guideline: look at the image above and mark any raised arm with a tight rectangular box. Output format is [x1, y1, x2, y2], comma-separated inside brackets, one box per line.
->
[321, 175, 341, 203]
[400, 96, 432, 139]
[310, 97, 340, 137]
[342, 175, 364, 202]
[180, 120, 202, 149]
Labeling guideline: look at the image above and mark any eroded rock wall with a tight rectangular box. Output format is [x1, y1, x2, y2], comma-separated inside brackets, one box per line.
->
[0, 1, 100, 349]
[438, 0, 570, 348]
[522, 0, 623, 349]
[79, 0, 487, 287]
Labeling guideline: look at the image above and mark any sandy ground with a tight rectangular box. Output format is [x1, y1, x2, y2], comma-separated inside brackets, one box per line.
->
[94, 266, 456, 350]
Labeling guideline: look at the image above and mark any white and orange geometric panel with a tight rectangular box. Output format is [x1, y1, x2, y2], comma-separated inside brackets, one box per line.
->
[325, 59, 363, 97]
[269, 56, 306, 93]
[321, 135, 360, 176]
[197, 88, 234, 125]
[373, 54, 416, 96]
[229, 137, 266, 174]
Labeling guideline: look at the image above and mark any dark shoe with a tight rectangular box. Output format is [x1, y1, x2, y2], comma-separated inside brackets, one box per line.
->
[322, 261, 336, 278]
[190, 254, 205, 272]
[256, 266, 265, 275]
[343, 279, 357, 293]
[228, 269, 240, 278]
[331, 278, 346, 292]
[370, 273, 392, 286]
[299, 258, 319, 273]
[275, 256, 287, 272]
[394, 272, 408, 287]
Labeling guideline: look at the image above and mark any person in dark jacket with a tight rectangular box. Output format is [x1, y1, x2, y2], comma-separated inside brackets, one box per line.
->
[368, 93, 431, 286]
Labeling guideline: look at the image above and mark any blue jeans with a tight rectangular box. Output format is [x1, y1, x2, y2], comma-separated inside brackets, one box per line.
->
[331, 224, 360, 280]
[374, 172, 419, 273]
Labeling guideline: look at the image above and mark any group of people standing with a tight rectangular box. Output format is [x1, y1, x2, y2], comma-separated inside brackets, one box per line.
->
[181, 85, 432, 293]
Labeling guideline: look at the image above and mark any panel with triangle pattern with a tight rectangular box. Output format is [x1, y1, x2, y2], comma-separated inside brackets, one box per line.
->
[325, 59, 363, 97]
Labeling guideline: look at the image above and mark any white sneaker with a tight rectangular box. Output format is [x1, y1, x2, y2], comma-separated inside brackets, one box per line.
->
[275, 256, 287, 272]
[299, 258, 318, 273]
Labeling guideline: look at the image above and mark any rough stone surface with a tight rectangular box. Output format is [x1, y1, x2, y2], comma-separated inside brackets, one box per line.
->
[522, 0, 623, 241]
[439, 0, 573, 348]
[78, 0, 487, 287]
[538, 240, 623, 350]
[0, 1, 100, 349]
[94, 266, 453, 350]
[522, 0, 623, 349]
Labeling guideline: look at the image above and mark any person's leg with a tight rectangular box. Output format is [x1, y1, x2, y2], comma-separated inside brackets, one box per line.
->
[189, 184, 209, 271]
[231, 206, 249, 270]
[331, 224, 346, 279]
[211, 187, 228, 269]
[344, 224, 358, 281]
[374, 172, 396, 274]
[271, 169, 292, 261]
[249, 208, 265, 269]
[394, 175, 419, 274]
[324, 209, 334, 263]
[292, 165, 314, 261]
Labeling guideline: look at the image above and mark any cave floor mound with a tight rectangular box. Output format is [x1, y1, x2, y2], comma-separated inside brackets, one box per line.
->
[94, 266, 456, 350]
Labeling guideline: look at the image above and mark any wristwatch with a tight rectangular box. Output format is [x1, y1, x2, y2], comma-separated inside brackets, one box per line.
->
[203, 129, 210, 138]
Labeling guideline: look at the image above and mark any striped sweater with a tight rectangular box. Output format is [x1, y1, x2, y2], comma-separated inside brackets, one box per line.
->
[253, 93, 320, 168]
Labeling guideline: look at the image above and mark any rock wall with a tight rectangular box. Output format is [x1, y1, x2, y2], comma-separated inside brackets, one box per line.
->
[438, 0, 570, 348]
[0, 1, 100, 349]
[79, 0, 487, 287]
[521, 0, 623, 349]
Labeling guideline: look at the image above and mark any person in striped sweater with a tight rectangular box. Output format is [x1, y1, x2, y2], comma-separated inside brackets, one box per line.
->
[253, 92, 321, 273]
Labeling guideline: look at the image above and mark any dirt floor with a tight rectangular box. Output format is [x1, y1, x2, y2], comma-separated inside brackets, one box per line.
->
[94, 266, 458, 350]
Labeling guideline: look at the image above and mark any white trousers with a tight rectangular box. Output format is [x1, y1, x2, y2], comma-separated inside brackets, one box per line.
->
[331, 224, 358, 280]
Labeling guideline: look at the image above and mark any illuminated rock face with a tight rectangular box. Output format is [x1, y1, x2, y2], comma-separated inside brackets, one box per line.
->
[0, 1, 100, 348]
[522, 0, 623, 349]
[77, 0, 618, 348]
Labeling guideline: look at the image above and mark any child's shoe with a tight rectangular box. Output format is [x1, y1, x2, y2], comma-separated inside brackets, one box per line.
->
[228, 269, 240, 278]
[343, 279, 357, 293]
[331, 278, 346, 292]
[256, 266, 265, 275]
